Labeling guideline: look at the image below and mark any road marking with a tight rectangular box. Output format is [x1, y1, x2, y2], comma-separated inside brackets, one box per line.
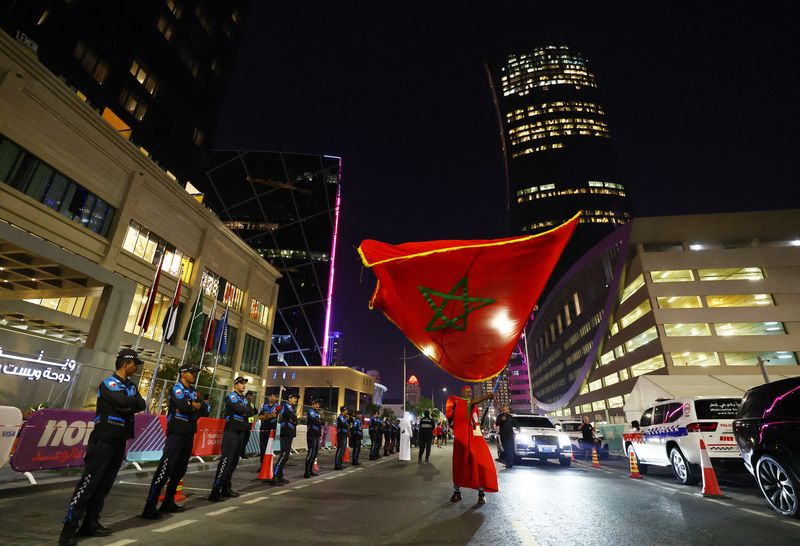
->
[273, 490, 288, 495]
[244, 496, 269, 504]
[239, 491, 259, 498]
[783, 519, 800, 528]
[105, 540, 138, 546]
[293, 484, 309, 489]
[739, 508, 772, 518]
[704, 498, 733, 508]
[118, 480, 211, 492]
[511, 520, 540, 546]
[208, 506, 238, 516]
[153, 520, 196, 533]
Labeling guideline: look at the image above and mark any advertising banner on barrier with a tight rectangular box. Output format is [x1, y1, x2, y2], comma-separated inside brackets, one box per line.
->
[324, 425, 337, 448]
[11, 409, 95, 472]
[125, 414, 167, 463]
[192, 417, 225, 457]
[295, 424, 307, 449]
[0, 406, 22, 469]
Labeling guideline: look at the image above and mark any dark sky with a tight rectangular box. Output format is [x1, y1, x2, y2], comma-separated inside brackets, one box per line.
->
[216, 3, 800, 399]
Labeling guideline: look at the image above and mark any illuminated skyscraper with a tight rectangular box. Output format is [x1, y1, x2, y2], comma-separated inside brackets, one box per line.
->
[490, 45, 632, 291]
[405, 375, 421, 406]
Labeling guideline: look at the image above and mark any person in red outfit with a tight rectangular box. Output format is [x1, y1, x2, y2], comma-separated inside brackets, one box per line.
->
[446, 385, 498, 505]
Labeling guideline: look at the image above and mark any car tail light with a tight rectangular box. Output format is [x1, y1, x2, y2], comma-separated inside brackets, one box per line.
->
[686, 422, 718, 432]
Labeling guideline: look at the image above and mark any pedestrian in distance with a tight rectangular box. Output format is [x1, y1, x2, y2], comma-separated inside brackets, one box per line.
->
[271, 392, 299, 485]
[350, 409, 364, 465]
[305, 399, 323, 477]
[201, 393, 211, 417]
[418, 410, 434, 463]
[579, 415, 597, 459]
[59, 349, 146, 546]
[240, 390, 258, 458]
[142, 365, 208, 519]
[383, 416, 392, 456]
[412, 419, 419, 448]
[399, 414, 412, 461]
[258, 390, 281, 464]
[369, 410, 382, 460]
[393, 419, 401, 453]
[334, 406, 349, 469]
[209, 376, 253, 501]
[441, 419, 449, 446]
[496, 404, 516, 468]
[433, 422, 443, 448]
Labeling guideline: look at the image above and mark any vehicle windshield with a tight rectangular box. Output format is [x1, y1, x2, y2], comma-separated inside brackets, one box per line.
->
[694, 398, 740, 419]
[514, 416, 555, 428]
[559, 423, 581, 432]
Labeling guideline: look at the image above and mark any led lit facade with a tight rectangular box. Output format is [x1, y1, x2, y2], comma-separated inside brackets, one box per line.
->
[507, 346, 533, 414]
[526, 210, 800, 424]
[406, 374, 421, 406]
[490, 46, 632, 290]
[327, 331, 344, 366]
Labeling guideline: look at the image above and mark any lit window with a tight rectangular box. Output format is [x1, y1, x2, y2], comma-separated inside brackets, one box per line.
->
[119, 88, 147, 121]
[589, 380, 602, 392]
[124, 283, 171, 342]
[607, 396, 624, 408]
[156, 15, 174, 40]
[706, 294, 773, 307]
[663, 323, 712, 336]
[624, 326, 658, 353]
[603, 374, 619, 387]
[122, 220, 194, 280]
[618, 300, 651, 329]
[130, 59, 159, 96]
[630, 355, 666, 377]
[73, 41, 109, 84]
[651, 270, 694, 283]
[23, 297, 94, 319]
[166, 0, 182, 18]
[671, 352, 720, 367]
[193, 127, 204, 146]
[698, 267, 763, 281]
[618, 368, 629, 381]
[724, 351, 797, 366]
[620, 274, 644, 303]
[249, 299, 270, 326]
[656, 296, 702, 309]
[715, 322, 785, 336]
[599, 352, 614, 365]
[592, 400, 606, 411]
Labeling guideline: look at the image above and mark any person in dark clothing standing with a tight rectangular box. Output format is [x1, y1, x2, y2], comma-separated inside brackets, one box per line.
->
[258, 391, 280, 464]
[349, 410, 363, 465]
[579, 415, 597, 458]
[304, 399, 323, 478]
[209, 377, 253, 501]
[59, 349, 145, 546]
[142, 366, 207, 519]
[240, 391, 258, 458]
[412, 420, 419, 448]
[271, 392, 299, 485]
[383, 417, 392, 456]
[334, 406, 349, 469]
[418, 410, 434, 463]
[496, 405, 516, 468]
[393, 419, 401, 453]
[369, 411, 382, 460]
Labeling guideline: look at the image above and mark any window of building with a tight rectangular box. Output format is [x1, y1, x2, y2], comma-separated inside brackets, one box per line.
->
[121, 220, 193, 281]
[73, 41, 109, 84]
[618, 300, 651, 329]
[724, 351, 797, 366]
[201, 270, 220, 297]
[124, 283, 171, 341]
[671, 352, 720, 367]
[166, 0, 182, 18]
[156, 15, 174, 40]
[620, 274, 644, 303]
[180, 44, 200, 78]
[581, 403, 592, 414]
[651, 270, 694, 283]
[192, 127, 204, 146]
[663, 323, 712, 336]
[715, 322, 785, 336]
[618, 368, 629, 381]
[249, 299, 270, 326]
[0, 136, 115, 236]
[599, 352, 614, 365]
[573, 292, 582, 316]
[603, 373, 619, 387]
[608, 396, 624, 409]
[656, 296, 702, 309]
[589, 379, 602, 392]
[706, 294, 773, 307]
[592, 400, 606, 411]
[698, 267, 764, 281]
[23, 297, 94, 319]
[630, 355, 666, 377]
[213, 325, 237, 367]
[241, 334, 264, 375]
[130, 59, 159, 96]
[218, 279, 244, 311]
[624, 326, 658, 353]
[119, 88, 147, 121]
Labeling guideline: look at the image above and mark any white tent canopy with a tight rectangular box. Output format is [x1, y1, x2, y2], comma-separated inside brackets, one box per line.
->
[623, 374, 800, 424]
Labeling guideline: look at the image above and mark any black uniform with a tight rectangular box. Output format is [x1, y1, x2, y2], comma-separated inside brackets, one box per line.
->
[334, 413, 349, 468]
[211, 390, 253, 496]
[412, 422, 419, 447]
[418, 415, 434, 462]
[305, 407, 322, 476]
[258, 401, 280, 463]
[369, 416, 382, 459]
[146, 381, 207, 507]
[496, 412, 516, 467]
[349, 416, 363, 464]
[63, 374, 145, 529]
[392, 421, 401, 453]
[240, 398, 258, 457]
[274, 400, 298, 481]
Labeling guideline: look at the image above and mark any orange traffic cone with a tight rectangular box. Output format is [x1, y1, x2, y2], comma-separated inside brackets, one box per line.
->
[313, 458, 319, 473]
[258, 429, 276, 480]
[174, 480, 186, 502]
[158, 482, 167, 502]
[343, 446, 350, 463]
[570, 449, 576, 462]
[591, 447, 601, 468]
[699, 439, 724, 497]
[628, 450, 643, 479]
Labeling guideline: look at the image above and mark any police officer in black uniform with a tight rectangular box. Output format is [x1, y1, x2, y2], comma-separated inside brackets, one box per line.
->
[393, 419, 401, 453]
[272, 391, 299, 485]
[383, 416, 392, 456]
[209, 376, 253, 501]
[334, 406, 349, 470]
[240, 391, 258, 458]
[142, 365, 207, 519]
[418, 409, 434, 463]
[59, 349, 145, 546]
[349, 410, 363, 465]
[369, 410, 382, 459]
[304, 399, 323, 478]
[258, 390, 281, 464]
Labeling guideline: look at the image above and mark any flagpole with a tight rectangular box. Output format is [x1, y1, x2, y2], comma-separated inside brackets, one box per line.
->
[403, 346, 407, 415]
[134, 252, 165, 352]
[179, 284, 204, 367]
[480, 365, 507, 427]
[195, 296, 217, 388]
[209, 303, 228, 391]
[145, 266, 183, 412]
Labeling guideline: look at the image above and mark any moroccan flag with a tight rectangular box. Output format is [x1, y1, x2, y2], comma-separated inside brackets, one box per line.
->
[358, 213, 580, 381]
[137, 257, 163, 333]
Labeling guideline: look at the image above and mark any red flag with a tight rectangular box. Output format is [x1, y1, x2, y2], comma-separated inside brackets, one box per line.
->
[137, 258, 163, 333]
[358, 212, 580, 381]
[204, 319, 216, 352]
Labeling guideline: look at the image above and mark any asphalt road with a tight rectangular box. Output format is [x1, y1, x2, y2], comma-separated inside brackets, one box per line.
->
[1, 444, 798, 545]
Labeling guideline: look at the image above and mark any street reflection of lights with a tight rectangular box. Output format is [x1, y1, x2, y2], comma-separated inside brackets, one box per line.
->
[790, 240, 800, 246]
[490, 308, 517, 336]
[689, 244, 703, 250]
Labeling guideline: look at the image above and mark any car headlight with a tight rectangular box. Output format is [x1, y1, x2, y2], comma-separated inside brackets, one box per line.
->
[515, 433, 531, 446]
[558, 434, 571, 448]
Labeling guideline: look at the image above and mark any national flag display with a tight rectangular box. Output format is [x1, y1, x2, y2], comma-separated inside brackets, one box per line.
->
[137, 254, 164, 333]
[358, 213, 580, 381]
[162, 276, 183, 343]
[214, 305, 229, 354]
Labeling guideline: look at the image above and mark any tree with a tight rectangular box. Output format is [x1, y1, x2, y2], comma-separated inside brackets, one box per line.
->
[142, 347, 219, 415]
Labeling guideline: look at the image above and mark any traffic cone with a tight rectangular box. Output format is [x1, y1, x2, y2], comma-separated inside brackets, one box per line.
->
[313, 458, 319, 473]
[699, 439, 724, 497]
[257, 429, 276, 480]
[628, 450, 642, 479]
[343, 446, 350, 463]
[174, 480, 186, 502]
[570, 449, 576, 462]
[158, 482, 167, 502]
[591, 447, 601, 468]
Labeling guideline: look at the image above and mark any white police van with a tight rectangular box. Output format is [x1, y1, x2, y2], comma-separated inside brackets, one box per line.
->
[625, 396, 742, 485]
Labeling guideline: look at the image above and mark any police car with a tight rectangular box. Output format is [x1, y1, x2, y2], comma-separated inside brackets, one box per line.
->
[553, 419, 610, 459]
[625, 396, 742, 485]
[498, 415, 573, 466]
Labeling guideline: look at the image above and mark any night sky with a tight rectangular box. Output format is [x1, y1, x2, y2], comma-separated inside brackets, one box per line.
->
[215, 3, 800, 399]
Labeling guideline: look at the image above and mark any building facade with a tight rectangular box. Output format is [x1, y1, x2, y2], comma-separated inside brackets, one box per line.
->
[405, 374, 421, 406]
[327, 331, 344, 365]
[526, 210, 800, 424]
[0, 32, 279, 411]
[265, 366, 374, 415]
[507, 347, 532, 414]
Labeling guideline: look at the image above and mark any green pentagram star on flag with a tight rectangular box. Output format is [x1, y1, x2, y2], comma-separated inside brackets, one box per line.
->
[417, 276, 495, 332]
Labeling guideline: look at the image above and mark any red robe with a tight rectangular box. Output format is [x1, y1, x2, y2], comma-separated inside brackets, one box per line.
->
[447, 396, 498, 492]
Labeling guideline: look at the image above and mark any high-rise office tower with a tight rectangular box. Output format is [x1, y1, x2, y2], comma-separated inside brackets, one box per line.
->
[405, 375, 421, 406]
[490, 45, 631, 292]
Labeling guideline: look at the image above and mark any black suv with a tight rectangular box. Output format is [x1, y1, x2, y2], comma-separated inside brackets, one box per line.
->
[733, 376, 800, 517]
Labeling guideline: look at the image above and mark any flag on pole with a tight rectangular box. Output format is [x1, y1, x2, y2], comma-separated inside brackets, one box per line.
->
[214, 305, 230, 354]
[185, 291, 205, 346]
[162, 277, 183, 343]
[137, 253, 164, 333]
[357, 212, 580, 382]
[204, 318, 216, 353]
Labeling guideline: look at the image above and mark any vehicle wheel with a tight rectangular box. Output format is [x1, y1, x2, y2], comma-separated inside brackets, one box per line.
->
[559, 456, 571, 467]
[756, 455, 800, 517]
[670, 447, 700, 486]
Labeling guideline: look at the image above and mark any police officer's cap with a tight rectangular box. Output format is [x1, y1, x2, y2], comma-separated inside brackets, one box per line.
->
[340, 405, 347, 412]
[287, 391, 299, 399]
[179, 365, 201, 374]
[233, 376, 248, 385]
[312, 398, 323, 404]
[116, 348, 143, 365]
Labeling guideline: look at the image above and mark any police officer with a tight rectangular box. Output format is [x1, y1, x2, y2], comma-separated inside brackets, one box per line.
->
[334, 406, 349, 470]
[272, 391, 299, 485]
[240, 391, 258, 458]
[369, 410, 382, 460]
[142, 365, 207, 519]
[393, 419, 401, 453]
[349, 410, 363, 465]
[383, 416, 392, 456]
[258, 390, 281, 464]
[209, 377, 253, 501]
[304, 399, 323, 478]
[418, 409, 434, 463]
[59, 349, 146, 546]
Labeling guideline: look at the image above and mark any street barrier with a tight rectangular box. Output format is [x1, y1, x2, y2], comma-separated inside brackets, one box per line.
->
[126, 414, 167, 463]
[11, 409, 97, 472]
[192, 417, 225, 457]
[597, 424, 625, 452]
[0, 406, 22, 468]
